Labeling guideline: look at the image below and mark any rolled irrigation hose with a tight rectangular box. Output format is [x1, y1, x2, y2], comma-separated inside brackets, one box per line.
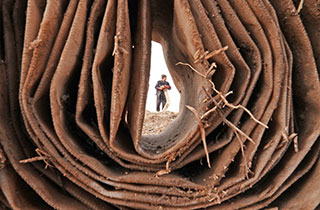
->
[162, 88, 170, 112]
[0, 0, 319, 209]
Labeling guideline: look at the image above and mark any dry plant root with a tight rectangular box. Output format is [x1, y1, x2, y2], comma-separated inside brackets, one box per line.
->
[112, 33, 119, 56]
[176, 61, 264, 177]
[176, 62, 268, 129]
[155, 154, 175, 177]
[186, 105, 211, 168]
[204, 46, 229, 60]
[293, 135, 299, 152]
[112, 32, 128, 56]
[0, 147, 6, 169]
[20, 148, 53, 169]
[295, 0, 304, 15]
[194, 46, 228, 64]
[202, 87, 254, 178]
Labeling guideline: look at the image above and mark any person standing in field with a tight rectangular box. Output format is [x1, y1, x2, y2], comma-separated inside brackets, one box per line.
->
[155, 74, 171, 112]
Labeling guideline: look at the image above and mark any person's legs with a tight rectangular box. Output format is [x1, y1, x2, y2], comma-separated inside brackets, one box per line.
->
[156, 94, 161, 111]
[161, 95, 167, 110]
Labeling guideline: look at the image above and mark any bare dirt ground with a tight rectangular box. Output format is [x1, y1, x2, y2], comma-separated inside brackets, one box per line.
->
[142, 111, 178, 135]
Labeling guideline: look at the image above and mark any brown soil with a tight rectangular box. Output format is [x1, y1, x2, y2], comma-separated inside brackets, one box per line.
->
[142, 111, 178, 135]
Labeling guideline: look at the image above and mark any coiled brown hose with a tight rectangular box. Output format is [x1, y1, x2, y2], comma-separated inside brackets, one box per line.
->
[0, 0, 319, 209]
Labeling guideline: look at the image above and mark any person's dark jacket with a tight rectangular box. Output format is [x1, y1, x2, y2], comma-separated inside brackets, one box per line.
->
[155, 80, 171, 97]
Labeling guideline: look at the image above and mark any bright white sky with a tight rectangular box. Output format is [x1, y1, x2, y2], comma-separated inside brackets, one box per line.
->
[146, 41, 180, 112]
